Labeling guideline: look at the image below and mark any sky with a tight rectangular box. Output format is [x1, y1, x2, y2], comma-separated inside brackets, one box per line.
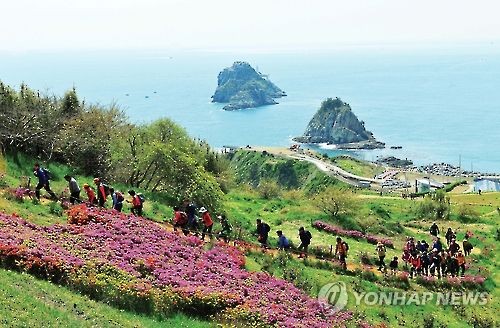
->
[1, 0, 500, 53]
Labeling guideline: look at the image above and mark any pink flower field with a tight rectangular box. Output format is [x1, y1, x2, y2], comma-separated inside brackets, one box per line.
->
[0, 206, 352, 327]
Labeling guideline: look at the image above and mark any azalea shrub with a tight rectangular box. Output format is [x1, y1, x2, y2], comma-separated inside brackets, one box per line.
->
[313, 220, 395, 248]
[0, 207, 351, 327]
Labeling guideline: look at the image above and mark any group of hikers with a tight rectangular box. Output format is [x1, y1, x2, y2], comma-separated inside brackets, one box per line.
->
[33, 163, 144, 215]
[255, 218, 314, 258]
[33, 162, 477, 279]
[374, 222, 474, 278]
[172, 202, 232, 242]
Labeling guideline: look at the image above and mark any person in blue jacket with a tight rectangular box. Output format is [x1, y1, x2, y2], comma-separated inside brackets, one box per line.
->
[33, 163, 57, 200]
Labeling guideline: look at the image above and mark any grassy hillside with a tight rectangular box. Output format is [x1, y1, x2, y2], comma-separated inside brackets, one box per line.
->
[0, 151, 498, 327]
[0, 269, 211, 327]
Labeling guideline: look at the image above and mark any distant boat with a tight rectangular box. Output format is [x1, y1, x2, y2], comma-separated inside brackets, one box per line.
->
[125, 93, 130, 96]
[390, 146, 403, 149]
[145, 96, 149, 98]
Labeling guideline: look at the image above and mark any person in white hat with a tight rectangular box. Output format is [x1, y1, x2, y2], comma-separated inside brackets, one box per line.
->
[199, 207, 213, 241]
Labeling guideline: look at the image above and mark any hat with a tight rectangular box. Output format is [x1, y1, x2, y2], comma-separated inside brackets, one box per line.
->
[93, 178, 100, 183]
[83, 183, 90, 188]
[199, 207, 208, 213]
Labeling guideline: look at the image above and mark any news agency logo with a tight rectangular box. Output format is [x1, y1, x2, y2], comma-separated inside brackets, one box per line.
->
[318, 282, 348, 314]
[318, 282, 489, 311]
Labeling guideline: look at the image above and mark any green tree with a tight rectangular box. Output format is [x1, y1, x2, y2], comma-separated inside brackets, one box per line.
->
[109, 119, 224, 210]
[56, 105, 127, 176]
[315, 187, 358, 218]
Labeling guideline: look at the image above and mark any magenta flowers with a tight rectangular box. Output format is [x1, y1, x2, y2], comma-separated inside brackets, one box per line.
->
[0, 207, 351, 327]
[313, 220, 395, 248]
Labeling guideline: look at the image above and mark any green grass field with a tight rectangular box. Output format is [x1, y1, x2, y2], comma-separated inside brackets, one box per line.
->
[0, 152, 498, 327]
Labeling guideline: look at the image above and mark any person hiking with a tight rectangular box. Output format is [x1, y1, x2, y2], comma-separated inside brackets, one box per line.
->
[184, 199, 198, 236]
[430, 222, 440, 237]
[110, 188, 124, 212]
[409, 253, 421, 278]
[33, 163, 57, 200]
[449, 253, 459, 277]
[448, 238, 460, 255]
[276, 230, 290, 250]
[335, 237, 347, 270]
[462, 238, 473, 256]
[93, 178, 107, 207]
[298, 227, 312, 258]
[429, 249, 442, 278]
[419, 240, 429, 253]
[445, 228, 455, 246]
[389, 256, 398, 274]
[256, 219, 271, 247]
[83, 184, 96, 205]
[376, 242, 387, 272]
[199, 207, 213, 241]
[172, 206, 189, 235]
[64, 175, 81, 204]
[217, 214, 232, 243]
[127, 190, 143, 216]
[420, 252, 430, 276]
[440, 251, 449, 277]
[456, 251, 466, 276]
[432, 237, 443, 252]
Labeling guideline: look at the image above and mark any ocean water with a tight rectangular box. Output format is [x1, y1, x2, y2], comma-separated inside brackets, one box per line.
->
[1, 47, 499, 173]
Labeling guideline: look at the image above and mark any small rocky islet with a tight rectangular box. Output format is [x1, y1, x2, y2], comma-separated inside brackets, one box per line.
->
[211, 61, 286, 111]
[294, 97, 385, 149]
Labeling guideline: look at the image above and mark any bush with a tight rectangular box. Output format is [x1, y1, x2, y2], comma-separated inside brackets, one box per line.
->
[257, 179, 281, 199]
[49, 201, 64, 217]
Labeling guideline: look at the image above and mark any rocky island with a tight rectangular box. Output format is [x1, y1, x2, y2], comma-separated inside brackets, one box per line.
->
[212, 61, 286, 111]
[293, 97, 385, 149]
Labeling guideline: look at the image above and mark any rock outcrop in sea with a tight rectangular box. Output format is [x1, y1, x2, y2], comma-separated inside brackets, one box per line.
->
[212, 61, 286, 111]
[293, 97, 385, 149]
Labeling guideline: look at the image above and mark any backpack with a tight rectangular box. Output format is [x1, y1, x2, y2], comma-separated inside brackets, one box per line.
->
[116, 192, 124, 203]
[102, 184, 111, 196]
[42, 168, 52, 180]
[343, 241, 349, 252]
[263, 223, 271, 233]
[179, 212, 188, 225]
[137, 193, 146, 204]
[306, 231, 312, 240]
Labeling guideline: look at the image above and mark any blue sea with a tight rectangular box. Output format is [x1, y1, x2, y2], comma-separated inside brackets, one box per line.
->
[1, 46, 499, 173]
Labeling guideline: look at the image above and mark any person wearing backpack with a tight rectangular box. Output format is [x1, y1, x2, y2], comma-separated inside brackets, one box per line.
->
[217, 214, 232, 243]
[33, 163, 57, 200]
[83, 184, 97, 205]
[172, 206, 189, 235]
[376, 242, 387, 272]
[429, 222, 440, 237]
[335, 237, 347, 270]
[93, 178, 108, 207]
[276, 230, 290, 250]
[184, 199, 198, 236]
[298, 227, 312, 258]
[462, 238, 473, 256]
[199, 207, 213, 241]
[110, 188, 124, 212]
[64, 175, 81, 204]
[127, 190, 143, 216]
[256, 218, 270, 247]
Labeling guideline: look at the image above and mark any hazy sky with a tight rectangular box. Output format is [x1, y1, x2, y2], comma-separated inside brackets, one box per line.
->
[1, 0, 499, 53]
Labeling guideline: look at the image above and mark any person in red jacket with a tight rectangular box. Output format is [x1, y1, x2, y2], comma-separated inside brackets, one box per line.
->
[410, 253, 421, 278]
[127, 190, 143, 216]
[199, 207, 213, 241]
[83, 184, 96, 205]
[93, 178, 107, 207]
[172, 206, 188, 235]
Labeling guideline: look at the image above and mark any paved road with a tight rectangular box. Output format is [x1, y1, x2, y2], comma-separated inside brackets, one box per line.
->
[288, 153, 385, 187]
